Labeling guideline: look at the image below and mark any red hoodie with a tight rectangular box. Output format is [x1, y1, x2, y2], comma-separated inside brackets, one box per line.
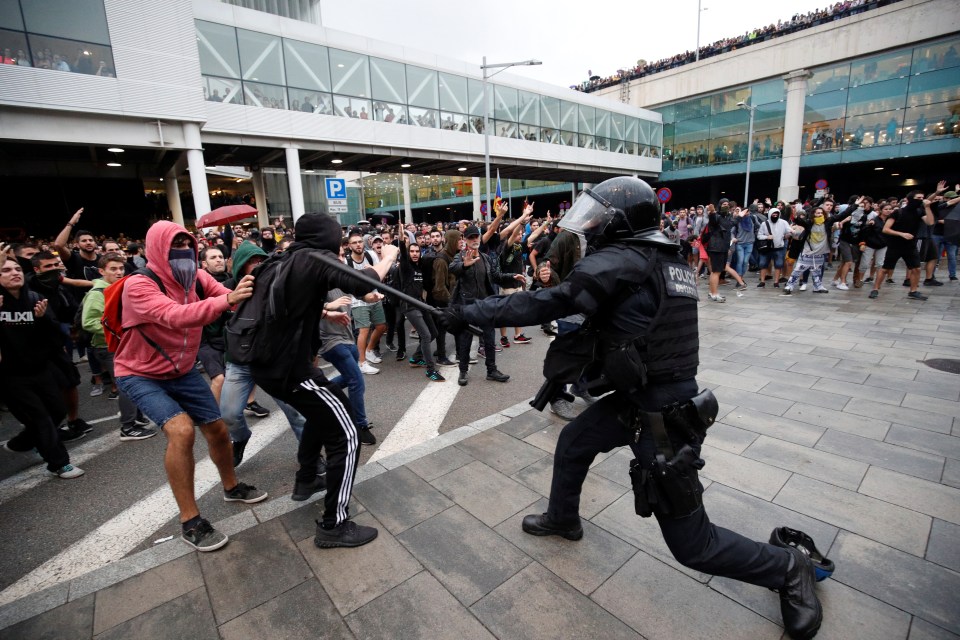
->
[113, 221, 232, 379]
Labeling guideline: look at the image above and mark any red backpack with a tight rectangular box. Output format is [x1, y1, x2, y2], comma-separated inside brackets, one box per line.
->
[101, 268, 204, 355]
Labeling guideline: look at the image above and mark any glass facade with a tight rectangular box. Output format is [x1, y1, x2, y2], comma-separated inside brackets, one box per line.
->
[0, 0, 114, 76]
[196, 20, 661, 157]
[361, 173, 563, 211]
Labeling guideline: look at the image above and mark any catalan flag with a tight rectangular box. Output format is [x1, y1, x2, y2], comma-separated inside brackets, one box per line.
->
[493, 169, 503, 214]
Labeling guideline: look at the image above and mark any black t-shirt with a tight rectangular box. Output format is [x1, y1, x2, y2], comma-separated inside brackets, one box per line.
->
[934, 202, 954, 236]
[889, 203, 926, 237]
[64, 250, 100, 302]
[498, 242, 524, 275]
[531, 236, 552, 263]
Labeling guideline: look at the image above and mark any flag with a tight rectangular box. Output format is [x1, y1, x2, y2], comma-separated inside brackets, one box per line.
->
[493, 170, 503, 214]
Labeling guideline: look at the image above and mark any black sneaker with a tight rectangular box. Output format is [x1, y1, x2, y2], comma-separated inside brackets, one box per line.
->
[292, 475, 326, 501]
[108, 390, 119, 400]
[863, 277, 874, 283]
[232, 437, 250, 467]
[907, 291, 929, 301]
[868, 290, 879, 299]
[486, 370, 510, 383]
[317, 455, 327, 477]
[426, 369, 446, 382]
[951, 276, 958, 281]
[223, 482, 268, 503]
[245, 401, 270, 418]
[70, 418, 93, 435]
[181, 518, 229, 552]
[757, 281, 766, 288]
[477, 345, 486, 358]
[314, 519, 378, 548]
[120, 424, 158, 441]
[513, 334, 532, 344]
[58, 424, 86, 442]
[408, 357, 427, 368]
[902, 278, 911, 287]
[500, 336, 511, 349]
[521, 513, 583, 541]
[133, 417, 152, 428]
[924, 278, 944, 286]
[435, 357, 456, 367]
[385, 342, 398, 352]
[396, 350, 406, 361]
[358, 428, 377, 446]
[885, 278, 894, 284]
[458, 371, 469, 386]
[736, 283, 748, 291]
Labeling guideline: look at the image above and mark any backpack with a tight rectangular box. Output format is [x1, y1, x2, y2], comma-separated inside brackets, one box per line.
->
[71, 288, 101, 341]
[420, 255, 438, 303]
[101, 268, 205, 355]
[224, 252, 297, 367]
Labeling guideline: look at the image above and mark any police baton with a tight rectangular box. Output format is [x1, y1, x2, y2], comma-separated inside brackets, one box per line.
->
[310, 252, 483, 337]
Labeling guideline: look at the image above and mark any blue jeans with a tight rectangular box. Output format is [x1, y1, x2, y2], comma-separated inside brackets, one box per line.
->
[321, 343, 369, 429]
[733, 242, 754, 276]
[116, 368, 220, 429]
[220, 362, 305, 443]
[932, 234, 958, 279]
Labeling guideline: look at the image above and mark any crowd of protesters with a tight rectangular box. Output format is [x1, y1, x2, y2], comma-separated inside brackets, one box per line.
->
[572, 0, 902, 93]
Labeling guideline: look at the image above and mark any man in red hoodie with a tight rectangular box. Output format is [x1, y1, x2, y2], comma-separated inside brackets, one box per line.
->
[114, 221, 266, 552]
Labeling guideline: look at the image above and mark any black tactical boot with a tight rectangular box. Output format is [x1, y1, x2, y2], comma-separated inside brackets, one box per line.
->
[521, 513, 583, 541]
[780, 547, 823, 640]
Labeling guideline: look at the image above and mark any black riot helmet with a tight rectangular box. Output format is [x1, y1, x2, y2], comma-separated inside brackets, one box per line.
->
[560, 176, 659, 249]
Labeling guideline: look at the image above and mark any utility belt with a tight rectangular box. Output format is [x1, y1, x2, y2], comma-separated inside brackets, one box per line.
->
[622, 388, 718, 520]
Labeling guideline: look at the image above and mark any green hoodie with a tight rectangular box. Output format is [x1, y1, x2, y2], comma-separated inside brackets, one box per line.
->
[80, 278, 110, 348]
[230, 240, 268, 281]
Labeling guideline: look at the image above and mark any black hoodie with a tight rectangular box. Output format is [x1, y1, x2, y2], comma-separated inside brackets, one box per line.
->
[0, 284, 62, 378]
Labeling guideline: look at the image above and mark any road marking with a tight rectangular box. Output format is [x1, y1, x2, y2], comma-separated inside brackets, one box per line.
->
[369, 376, 461, 462]
[0, 412, 292, 606]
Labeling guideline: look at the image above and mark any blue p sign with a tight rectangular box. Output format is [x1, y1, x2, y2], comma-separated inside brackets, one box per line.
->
[325, 178, 346, 199]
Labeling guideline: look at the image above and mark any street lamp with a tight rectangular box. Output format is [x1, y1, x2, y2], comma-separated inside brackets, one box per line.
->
[737, 100, 757, 206]
[481, 56, 541, 221]
[695, 1, 709, 62]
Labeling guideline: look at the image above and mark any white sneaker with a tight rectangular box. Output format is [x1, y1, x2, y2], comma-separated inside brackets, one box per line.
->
[799, 283, 808, 291]
[832, 279, 840, 287]
[49, 464, 85, 479]
[89, 384, 104, 397]
[708, 293, 726, 303]
[359, 361, 380, 375]
[364, 350, 382, 364]
[836, 282, 849, 290]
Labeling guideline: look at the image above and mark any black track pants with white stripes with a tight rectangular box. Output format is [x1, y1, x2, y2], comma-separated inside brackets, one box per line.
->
[266, 373, 360, 528]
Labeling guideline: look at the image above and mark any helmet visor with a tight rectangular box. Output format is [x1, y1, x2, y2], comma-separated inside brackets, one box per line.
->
[558, 188, 617, 239]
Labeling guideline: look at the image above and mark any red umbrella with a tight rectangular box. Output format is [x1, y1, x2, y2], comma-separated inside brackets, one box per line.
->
[196, 204, 258, 229]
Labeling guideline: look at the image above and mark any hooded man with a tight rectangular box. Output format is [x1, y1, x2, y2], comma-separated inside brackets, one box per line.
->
[249, 213, 399, 549]
[113, 221, 266, 552]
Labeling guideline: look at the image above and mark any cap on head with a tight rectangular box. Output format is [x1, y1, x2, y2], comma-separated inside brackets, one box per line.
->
[464, 226, 481, 238]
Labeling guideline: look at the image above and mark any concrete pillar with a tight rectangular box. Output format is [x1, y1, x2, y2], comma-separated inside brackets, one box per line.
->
[251, 169, 269, 227]
[285, 147, 305, 223]
[164, 168, 183, 227]
[778, 69, 811, 203]
[401, 173, 412, 225]
[183, 123, 210, 219]
[472, 177, 481, 218]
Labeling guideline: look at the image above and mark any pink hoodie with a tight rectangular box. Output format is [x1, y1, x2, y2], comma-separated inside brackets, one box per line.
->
[113, 221, 232, 379]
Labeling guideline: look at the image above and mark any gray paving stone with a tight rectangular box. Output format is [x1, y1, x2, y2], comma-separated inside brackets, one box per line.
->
[346, 571, 494, 640]
[832, 532, 960, 635]
[698, 368, 768, 392]
[713, 387, 795, 416]
[926, 519, 960, 573]
[593, 550, 782, 640]
[785, 402, 890, 440]
[589, 448, 634, 488]
[0, 593, 93, 640]
[859, 466, 960, 525]
[453, 428, 547, 476]
[0, 582, 68, 632]
[740, 365, 822, 388]
[901, 393, 960, 418]
[812, 345, 885, 363]
[725, 351, 798, 372]
[697, 357, 751, 374]
[720, 407, 826, 446]
[376, 427, 481, 470]
[465, 413, 511, 431]
[705, 422, 760, 454]
[774, 474, 932, 556]
[218, 578, 353, 640]
[511, 456, 627, 520]
[471, 562, 641, 640]
[279, 497, 364, 544]
[910, 618, 960, 640]
[397, 505, 531, 606]
[500, 399, 534, 418]
[885, 424, 960, 461]
[520, 420, 566, 453]
[699, 443, 792, 500]
[744, 435, 869, 490]
[298, 511, 422, 616]
[404, 444, 476, 482]
[494, 410, 554, 439]
[812, 378, 904, 405]
[350, 465, 454, 534]
[943, 458, 960, 489]
[431, 461, 540, 527]
[93, 554, 202, 635]
[198, 519, 312, 625]
[866, 373, 960, 402]
[95, 588, 217, 640]
[788, 360, 869, 384]
[760, 381, 853, 411]
[815, 429, 944, 481]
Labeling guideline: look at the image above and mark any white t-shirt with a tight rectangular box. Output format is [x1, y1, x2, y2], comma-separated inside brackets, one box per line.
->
[347, 250, 379, 307]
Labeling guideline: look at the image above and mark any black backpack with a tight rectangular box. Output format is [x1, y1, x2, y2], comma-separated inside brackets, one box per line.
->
[225, 252, 297, 366]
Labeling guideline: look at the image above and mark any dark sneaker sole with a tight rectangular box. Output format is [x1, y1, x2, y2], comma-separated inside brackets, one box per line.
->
[120, 432, 157, 441]
[292, 481, 326, 502]
[181, 533, 229, 552]
[223, 492, 269, 504]
[314, 529, 378, 548]
[521, 521, 583, 541]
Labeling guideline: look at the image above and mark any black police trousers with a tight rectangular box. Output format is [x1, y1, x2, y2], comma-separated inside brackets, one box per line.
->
[547, 379, 790, 590]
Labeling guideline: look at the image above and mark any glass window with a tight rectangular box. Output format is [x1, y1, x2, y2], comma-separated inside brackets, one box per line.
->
[494, 85, 518, 121]
[655, 104, 676, 124]
[578, 105, 595, 135]
[518, 123, 539, 141]
[674, 115, 711, 146]
[27, 33, 113, 75]
[0, 29, 29, 64]
[541, 95, 560, 130]
[751, 79, 785, 105]
[904, 103, 956, 141]
[595, 137, 610, 152]
[468, 78, 485, 117]
[409, 106, 438, 127]
[560, 100, 578, 132]
[440, 111, 468, 132]
[802, 120, 845, 154]
[372, 101, 405, 122]
[712, 87, 751, 114]
[237, 29, 284, 85]
[650, 122, 663, 148]
[333, 95, 371, 118]
[675, 96, 711, 121]
[518, 90, 539, 125]
[752, 101, 786, 132]
[495, 120, 519, 139]
[850, 50, 912, 87]
[370, 57, 406, 103]
[288, 88, 332, 114]
[540, 127, 559, 144]
[578, 133, 595, 149]
[330, 49, 369, 98]
[469, 115, 485, 134]
[439, 72, 467, 113]
[0, 3, 23, 31]
[844, 110, 903, 148]
[243, 81, 287, 109]
[283, 40, 330, 92]
[804, 91, 847, 124]
[624, 141, 637, 155]
[907, 68, 960, 107]
[595, 110, 610, 138]
[196, 21, 240, 79]
[807, 62, 850, 95]
[204, 76, 242, 104]
[21, 0, 109, 45]
[625, 118, 639, 144]
[912, 38, 960, 73]
[755, 131, 783, 158]
[560, 130, 576, 146]
[845, 77, 908, 117]
[610, 113, 625, 141]
[406, 65, 438, 109]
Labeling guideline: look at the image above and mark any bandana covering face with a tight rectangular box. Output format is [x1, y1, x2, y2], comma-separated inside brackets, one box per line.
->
[168, 248, 197, 291]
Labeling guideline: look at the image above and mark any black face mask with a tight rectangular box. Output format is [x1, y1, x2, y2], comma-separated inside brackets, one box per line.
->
[770, 215, 780, 222]
[34, 270, 62, 288]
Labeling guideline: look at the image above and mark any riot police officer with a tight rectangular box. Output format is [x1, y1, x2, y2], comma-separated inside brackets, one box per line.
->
[440, 177, 825, 640]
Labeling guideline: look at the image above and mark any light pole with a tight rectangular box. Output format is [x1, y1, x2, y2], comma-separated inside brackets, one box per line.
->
[481, 56, 541, 221]
[695, 1, 709, 61]
[737, 100, 757, 206]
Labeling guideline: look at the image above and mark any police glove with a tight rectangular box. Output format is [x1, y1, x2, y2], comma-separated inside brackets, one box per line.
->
[434, 305, 467, 334]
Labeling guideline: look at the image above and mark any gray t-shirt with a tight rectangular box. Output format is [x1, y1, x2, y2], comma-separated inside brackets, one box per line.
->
[318, 288, 354, 356]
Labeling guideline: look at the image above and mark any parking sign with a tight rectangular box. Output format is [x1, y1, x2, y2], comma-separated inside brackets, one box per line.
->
[325, 178, 346, 199]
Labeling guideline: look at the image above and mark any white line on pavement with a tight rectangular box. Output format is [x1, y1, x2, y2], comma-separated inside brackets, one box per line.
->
[0, 411, 292, 606]
[369, 375, 461, 462]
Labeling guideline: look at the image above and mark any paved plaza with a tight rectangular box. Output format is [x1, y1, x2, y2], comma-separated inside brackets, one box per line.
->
[1, 283, 958, 640]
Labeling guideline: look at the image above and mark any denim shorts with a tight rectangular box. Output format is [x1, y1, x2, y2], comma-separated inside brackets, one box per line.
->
[116, 367, 221, 429]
